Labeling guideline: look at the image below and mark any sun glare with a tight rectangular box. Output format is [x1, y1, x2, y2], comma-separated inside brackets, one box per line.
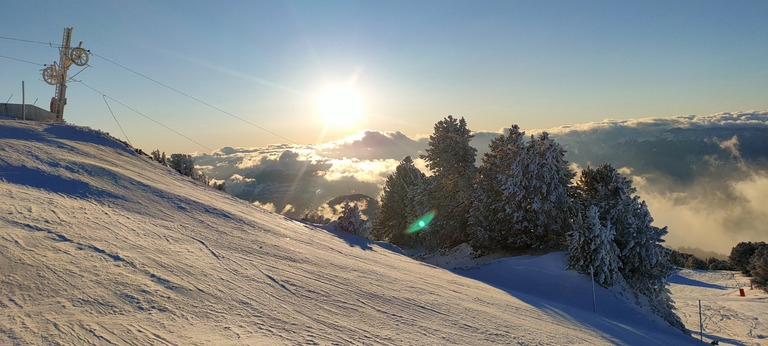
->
[317, 84, 363, 127]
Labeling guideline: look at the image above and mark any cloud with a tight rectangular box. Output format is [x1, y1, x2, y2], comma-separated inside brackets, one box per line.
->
[193, 131, 420, 219]
[322, 158, 400, 184]
[318, 130, 427, 160]
[544, 111, 768, 137]
[640, 171, 768, 254]
[541, 111, 768, 254]
[252, 201, 277, 213]
[193, 111, 768, 253]
[714, 135, 742, 160]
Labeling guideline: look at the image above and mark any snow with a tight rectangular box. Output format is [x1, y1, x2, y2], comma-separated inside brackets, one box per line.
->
[0, 119, 759, 344]
[423, 248, 693, 345]
[669, 269, 768, 345]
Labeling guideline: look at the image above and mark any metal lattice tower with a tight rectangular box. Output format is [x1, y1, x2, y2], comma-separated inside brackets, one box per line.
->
[42, 27, 89, 122]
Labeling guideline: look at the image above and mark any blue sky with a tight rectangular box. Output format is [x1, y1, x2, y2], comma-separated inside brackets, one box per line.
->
[2, 0, 767, 153]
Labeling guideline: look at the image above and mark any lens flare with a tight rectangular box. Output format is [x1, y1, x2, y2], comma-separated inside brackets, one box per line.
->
[406, 211, 435, 233]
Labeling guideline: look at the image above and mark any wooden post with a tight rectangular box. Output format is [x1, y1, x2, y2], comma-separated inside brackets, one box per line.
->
[699, 300, 703, 343]
[22, 81, 26, 120]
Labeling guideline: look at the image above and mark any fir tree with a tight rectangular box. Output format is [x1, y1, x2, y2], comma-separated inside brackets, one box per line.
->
[567, 205, 621, 287]
[169, 153, 196, 178]
[468, 125, 527, 251]
[517, 132, 575, 248]
[420, 116, 477, 249]
[151, 149, 162, 163]
[575, 164, 685, 332]
[729, 242, 763, 274]
[750, 247, 768, 291]
[371, 156, 428, 247]
[470, 128, 574, 251]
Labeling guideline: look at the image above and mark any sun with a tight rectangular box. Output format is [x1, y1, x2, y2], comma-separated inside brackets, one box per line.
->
[316, 84, 363, 127]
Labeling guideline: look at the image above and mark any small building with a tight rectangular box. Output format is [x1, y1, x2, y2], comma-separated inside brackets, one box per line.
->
[0, 103, 57, 122]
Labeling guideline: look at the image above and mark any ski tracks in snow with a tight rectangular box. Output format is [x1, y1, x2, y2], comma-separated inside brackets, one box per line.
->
[670, 269, 768, 345]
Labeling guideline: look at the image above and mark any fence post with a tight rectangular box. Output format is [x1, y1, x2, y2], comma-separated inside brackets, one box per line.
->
[22, 81, 26, 120]
[590, 266, 596, 313]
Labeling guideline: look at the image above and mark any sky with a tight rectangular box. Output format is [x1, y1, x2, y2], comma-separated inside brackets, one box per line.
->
[2, 0, 767, 154]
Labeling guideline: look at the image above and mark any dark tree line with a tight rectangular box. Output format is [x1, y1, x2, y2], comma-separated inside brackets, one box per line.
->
[666, 249, 732, 271]
[729, 241, 768, 291]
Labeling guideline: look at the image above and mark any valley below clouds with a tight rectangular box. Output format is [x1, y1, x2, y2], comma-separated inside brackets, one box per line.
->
[195, 111, 768, 254]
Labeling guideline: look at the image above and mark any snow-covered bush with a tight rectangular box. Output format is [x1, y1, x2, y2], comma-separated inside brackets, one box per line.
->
[337, 199, 364, 236]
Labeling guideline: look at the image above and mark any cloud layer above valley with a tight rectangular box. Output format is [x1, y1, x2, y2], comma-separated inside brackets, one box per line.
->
[195, 111, 768, 254]
[194, 131, 429, 220]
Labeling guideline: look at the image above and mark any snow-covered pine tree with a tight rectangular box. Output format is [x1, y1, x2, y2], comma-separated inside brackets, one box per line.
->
[169, 153, 196, 178]
[567, 205, 621, 287]
[420, 116, 477, 249]
[576, 164, 685, 332]
[469, 128, 574, 251]
[151, 149, 162, 163]
[576, 164, 636, 218]
[371, 156, 428, 247]
[468, 125, 527, 252]
[337, 199, 364, 236]
[520, 132, 575, 248]
[622, 198, 686, 331]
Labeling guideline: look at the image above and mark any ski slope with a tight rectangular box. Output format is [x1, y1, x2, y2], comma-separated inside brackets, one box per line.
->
[0, 119, 700, 344]
[670, 269, 768, 345]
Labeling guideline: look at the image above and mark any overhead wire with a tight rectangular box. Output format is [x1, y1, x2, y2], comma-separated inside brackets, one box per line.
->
[0, 35, 54, 46]
[2, 34, 298, 147]
[77, 80, 213, 152]
[0, 54, 45, 66]
[89, 51, 298, 144]
[102, 95, 133, 148]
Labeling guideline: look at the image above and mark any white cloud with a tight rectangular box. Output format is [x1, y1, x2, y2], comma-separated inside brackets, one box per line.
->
[322, 158, 399, 185]
[318, 130, 426, 160]
[641, 171, 768, 254]
[543, 111, 768, 138]
[714, 135, 741, 160]
[280, 204, 296, 214]
[252, 201, 277, 213]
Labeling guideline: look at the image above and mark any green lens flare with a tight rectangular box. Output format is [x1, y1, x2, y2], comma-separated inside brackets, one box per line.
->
[406, 211, 435, 233]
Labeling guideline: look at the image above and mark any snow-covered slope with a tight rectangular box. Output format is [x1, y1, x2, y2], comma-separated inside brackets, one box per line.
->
[0, 119, 696, 344]
[670, 269, 768, 345]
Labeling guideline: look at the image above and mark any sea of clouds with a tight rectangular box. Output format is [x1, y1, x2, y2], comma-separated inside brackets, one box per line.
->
[195, 111, 768, 254]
